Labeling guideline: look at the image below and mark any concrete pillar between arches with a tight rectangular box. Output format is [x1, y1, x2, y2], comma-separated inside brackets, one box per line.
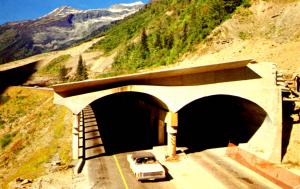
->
[72, 113, 80, 159]
[158, 119, 165, 145]
[166, 112, 178, 158]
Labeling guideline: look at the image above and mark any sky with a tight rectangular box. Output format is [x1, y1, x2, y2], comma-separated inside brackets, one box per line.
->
[0, 0, 148, 25]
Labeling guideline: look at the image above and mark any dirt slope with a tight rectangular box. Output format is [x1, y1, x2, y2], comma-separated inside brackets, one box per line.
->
[179, 0, 300, 74]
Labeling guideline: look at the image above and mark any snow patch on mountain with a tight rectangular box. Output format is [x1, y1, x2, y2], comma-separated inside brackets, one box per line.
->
[42, 1, 144, 18]
[41, 6, 82, 18]
[0, 1, 145, 63]
[119, 1, 144, 6]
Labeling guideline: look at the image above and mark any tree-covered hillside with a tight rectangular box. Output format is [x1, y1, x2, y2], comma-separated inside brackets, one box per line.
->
[89, 0, 250, 77]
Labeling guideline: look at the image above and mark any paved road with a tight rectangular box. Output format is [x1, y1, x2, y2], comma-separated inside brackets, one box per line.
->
[84, 152, 174, 189]
[78, 106, 281, 189]
[187, 149, 282, 189]
[81, 148, 282, 189]
[79, 106, 174, 189]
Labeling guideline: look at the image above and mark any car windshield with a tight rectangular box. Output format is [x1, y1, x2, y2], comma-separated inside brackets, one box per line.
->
[136, 157, 156, 164]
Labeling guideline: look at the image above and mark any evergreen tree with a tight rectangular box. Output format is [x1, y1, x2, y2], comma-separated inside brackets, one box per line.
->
[59, 65, 68, 82]
[154, 32, 163, 49]
[75, 55, 88, 81]
[140, 28, 149, 59]
[97, 0, 245, 77]
[181, 22, 188, 44]
[164, 33, 174, 49]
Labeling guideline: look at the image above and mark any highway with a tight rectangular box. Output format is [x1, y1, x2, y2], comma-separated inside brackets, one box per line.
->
[78, 106, 282, 189]
[78, 106, 175, 189]
[80, 148, 282, 189]
[84, 152, 174, 189]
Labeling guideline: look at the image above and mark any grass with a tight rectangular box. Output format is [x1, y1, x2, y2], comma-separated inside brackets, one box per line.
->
[0, 87, 72, 188]
[0, 88, 50, 126]
[38, 54, 71, 76]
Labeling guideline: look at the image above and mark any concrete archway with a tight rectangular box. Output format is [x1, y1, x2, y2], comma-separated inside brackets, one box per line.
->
[54, 61, 282, 162]
[90, 92, 168, 154]
[177, 95, 269, 153]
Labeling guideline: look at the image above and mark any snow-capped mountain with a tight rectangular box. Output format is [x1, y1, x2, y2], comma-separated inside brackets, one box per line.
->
[0, 2, 144, 64]
[111, 1, 145, 10]
[42, 6, 82, 18]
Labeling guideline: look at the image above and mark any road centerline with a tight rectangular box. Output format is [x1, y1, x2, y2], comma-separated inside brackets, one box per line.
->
[114, 154, 129, 189]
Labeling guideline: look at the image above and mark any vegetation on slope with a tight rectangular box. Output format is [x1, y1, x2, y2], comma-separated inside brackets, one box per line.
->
[74, 55, 88, 81]
[89, 0, 250, 77]
[35, 53, 90, 83]
[38, 54, 71, 76]
[0, 87, 72, 188]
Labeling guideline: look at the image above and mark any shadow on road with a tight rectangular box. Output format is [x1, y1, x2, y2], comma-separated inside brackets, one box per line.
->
[79, 106, 106, 162]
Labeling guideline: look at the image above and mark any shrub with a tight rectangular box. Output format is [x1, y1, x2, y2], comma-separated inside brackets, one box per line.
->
[0, 119, 4, 129]
[0, 95, 10, 104]
[0, 133, 13, 148]
[242, 0, 251, 8]
[59, 65, 68, 82]
[239, 31, 251, 40]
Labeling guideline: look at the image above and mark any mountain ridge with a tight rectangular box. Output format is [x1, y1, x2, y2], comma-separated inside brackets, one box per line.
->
[0, 2, 144, 64]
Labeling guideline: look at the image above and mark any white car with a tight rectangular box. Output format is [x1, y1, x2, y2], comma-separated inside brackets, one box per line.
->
[127, 152, 166, 181]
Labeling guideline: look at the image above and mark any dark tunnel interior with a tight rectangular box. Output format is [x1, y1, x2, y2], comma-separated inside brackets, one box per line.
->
[90, 92, 166, 154]
[177, 95, 268, 153]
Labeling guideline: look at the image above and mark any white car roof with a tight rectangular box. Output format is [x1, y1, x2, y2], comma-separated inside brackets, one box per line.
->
[131, 152, 155, 159]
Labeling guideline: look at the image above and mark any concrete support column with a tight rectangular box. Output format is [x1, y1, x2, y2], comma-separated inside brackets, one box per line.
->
[166, 112, 178, 158]
[158, 119, 165, 145]
[72, 113, 80, 159]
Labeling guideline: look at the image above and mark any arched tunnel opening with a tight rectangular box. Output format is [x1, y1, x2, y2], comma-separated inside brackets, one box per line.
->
[177, 95, 268, 153]
[90, 92, 167, 154]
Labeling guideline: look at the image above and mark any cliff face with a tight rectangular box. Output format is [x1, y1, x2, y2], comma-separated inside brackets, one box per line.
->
[0, 2, 144, 64]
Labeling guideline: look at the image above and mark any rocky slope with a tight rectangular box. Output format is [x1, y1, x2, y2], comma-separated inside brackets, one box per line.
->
[179, 0, 300, 74]
[0, 2, 144, 64]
